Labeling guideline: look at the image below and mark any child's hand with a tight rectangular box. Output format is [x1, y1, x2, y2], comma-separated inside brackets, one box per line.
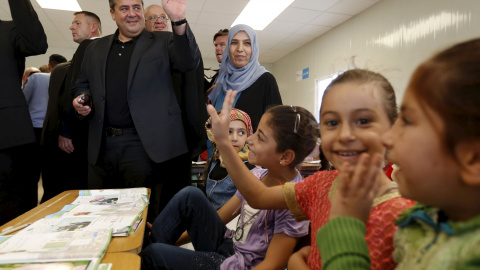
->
[329, 153, 383, 224]
[207, 90, 238, 146]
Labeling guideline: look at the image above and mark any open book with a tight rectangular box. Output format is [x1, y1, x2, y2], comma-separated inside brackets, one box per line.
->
[21, 188, 148, 237]
[0, 229, 111, 270]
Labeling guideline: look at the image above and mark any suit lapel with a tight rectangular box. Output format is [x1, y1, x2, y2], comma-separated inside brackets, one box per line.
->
[127, 30, 153, 91]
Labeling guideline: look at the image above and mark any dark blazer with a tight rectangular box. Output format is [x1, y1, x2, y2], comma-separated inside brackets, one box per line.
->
[171, 57, 208, 158]
[0, 0, 48, 149]
[60, 38, 97, 141]
[41, 62, 71, 146]
[73, 26, 200, 164]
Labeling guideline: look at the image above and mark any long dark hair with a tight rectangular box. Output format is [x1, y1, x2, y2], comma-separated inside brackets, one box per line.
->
[266, 105, 320, 168]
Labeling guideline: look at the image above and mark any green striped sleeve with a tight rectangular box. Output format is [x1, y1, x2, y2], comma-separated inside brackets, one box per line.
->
[317, 217, 371, 270]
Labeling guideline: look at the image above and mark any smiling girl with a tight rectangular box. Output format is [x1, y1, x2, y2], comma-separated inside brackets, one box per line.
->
[317, 38, 480, 270]
[208, 70, 416, 270]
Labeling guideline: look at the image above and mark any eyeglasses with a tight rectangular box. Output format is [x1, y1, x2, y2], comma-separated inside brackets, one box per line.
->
[146, 15, 169, 21]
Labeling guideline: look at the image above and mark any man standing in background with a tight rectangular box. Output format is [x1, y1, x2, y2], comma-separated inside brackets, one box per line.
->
[23, 54, 66, 199]
[73, 0, 200, 221]
[205, 28, 229, 92]
[22, 67, 41, 89]
[41, 11, 101, 202]
[0, 0, 48, 225]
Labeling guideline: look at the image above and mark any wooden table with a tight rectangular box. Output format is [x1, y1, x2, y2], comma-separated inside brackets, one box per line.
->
[102, 253, 140, 270]
[0, 190, 148, 254]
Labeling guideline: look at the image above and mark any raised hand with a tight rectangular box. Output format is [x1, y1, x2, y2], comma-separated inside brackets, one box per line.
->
[206, 90, 237, 146]
[329, 153, 383, 224]
[162, 0, 186, 21]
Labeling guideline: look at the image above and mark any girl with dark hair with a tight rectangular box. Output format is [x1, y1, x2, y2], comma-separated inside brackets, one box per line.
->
[142, 99, 319, 269]
[317, 38, 480, 269]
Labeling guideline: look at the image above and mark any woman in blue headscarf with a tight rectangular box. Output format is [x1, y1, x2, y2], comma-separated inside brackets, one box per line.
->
[208, 24, 282, 131]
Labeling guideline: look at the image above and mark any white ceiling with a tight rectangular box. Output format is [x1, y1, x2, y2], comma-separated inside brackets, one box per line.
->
[0, 0, 381, 64]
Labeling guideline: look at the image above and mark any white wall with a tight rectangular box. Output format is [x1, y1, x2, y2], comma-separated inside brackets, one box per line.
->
[26, 46, 75, 70]
[271, 0, 480, 115]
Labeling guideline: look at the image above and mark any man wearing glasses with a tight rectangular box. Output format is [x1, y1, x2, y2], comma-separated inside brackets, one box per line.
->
[144, 4, 169, 32]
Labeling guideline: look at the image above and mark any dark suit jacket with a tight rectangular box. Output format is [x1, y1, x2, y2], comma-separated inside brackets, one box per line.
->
[171, 57, 208, 158]
[0, 0, 47, 149]
[60, 38, 96, 142]
[41, 62, 71, 146]
[73, 26, 200, 164]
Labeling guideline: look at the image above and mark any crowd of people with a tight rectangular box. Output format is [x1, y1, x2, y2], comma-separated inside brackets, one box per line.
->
[1, 0, 480, 269]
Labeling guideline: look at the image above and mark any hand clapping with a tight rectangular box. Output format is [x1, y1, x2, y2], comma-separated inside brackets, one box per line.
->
[329, 153, 383, 224]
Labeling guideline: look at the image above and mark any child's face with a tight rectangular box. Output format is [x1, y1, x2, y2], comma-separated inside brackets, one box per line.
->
[320, 82, 392, 169]
[382, 87, 459, 205]
[229, 120, 248, 152]
[247, 113, 280, 167]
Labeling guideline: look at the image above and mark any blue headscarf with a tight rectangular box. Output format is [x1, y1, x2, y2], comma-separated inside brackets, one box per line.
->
[208, 24, 267, 109]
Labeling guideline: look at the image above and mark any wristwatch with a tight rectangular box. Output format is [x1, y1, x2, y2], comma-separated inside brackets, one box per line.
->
[171, 18, 187, 27]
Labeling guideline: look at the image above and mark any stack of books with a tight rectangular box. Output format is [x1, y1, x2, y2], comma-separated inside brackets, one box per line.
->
[0, 188, 148, 270]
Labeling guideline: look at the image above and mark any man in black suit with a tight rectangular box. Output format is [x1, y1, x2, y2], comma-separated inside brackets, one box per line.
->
[0, 0, 47, 225]
[41, 11, 102, 202]
[72, 0, 200, 220]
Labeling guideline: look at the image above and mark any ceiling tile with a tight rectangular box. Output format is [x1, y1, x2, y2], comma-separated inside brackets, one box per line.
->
[295, 24, 331, 36]
[276, 7, 323, 24]
[202, 0, 249, 15]
[263, 20, 304, 35]
[196, 11, 235, 27]
[271, 41, 304, 51]
[282, 33, 317, 46]
[290, 0, 341, 12]
[185, 10, 200, 24]
[257, 30, 290, 46]
[327, 0, 379, 15]
[310, 12, 351, 27]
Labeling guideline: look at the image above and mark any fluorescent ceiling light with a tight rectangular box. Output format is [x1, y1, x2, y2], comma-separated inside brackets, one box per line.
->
[232, 0, 294, 31]
[36, 0, 82, 11]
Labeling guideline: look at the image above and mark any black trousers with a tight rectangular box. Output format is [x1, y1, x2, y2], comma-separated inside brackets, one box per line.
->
[41, 140, 88, 203]
[88, 132, 191, 223]
[0, 143, 38, 225]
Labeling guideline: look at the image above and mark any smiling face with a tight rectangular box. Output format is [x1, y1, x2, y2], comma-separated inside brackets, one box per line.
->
[110, 0, 144, 42]
[229, 120, 248, 152]
[382, 87, 459, 205]
[214, 35, 228, 63]
[144, 5, 168, 32]
[320, 82, 392, 170]
[229, 31, 252, 68]
[247, 113, 281, 167]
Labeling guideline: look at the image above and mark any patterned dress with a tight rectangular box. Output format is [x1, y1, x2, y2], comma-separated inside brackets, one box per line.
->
[284, 170, 416, 270]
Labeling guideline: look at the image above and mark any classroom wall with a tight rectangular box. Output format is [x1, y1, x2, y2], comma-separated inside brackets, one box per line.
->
[271, 0, 480, 115]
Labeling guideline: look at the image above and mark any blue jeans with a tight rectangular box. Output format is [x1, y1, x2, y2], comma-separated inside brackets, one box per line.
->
[206, 161, 238, 210]
[141, 186, 235, 270]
